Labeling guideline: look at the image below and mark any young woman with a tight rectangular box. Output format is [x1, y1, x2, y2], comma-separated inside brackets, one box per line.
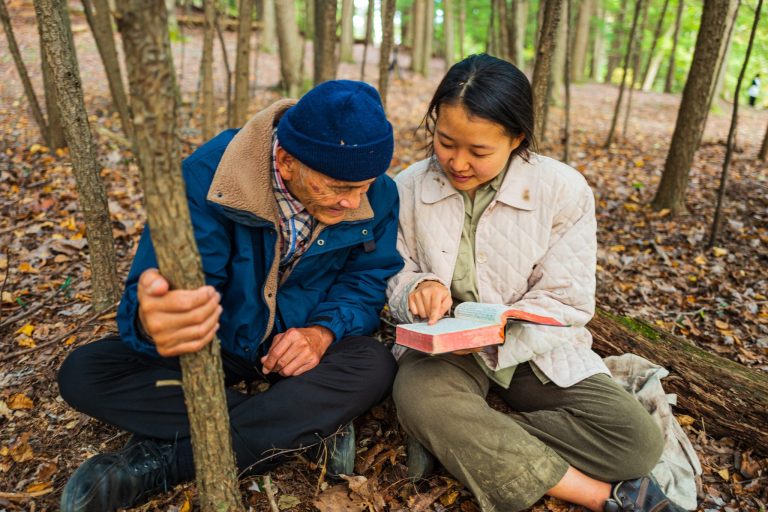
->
[386, 54, 685, 512]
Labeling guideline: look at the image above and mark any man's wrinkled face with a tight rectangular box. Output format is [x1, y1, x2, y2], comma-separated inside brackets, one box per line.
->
[276, 147, 375, 225]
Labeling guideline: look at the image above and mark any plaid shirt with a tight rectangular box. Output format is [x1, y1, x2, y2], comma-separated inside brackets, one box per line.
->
[272, 134, 315, 271]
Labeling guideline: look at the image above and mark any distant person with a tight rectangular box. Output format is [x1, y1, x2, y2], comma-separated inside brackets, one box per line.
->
[748, 74, 761, 107]
[387, 54, 686, 512]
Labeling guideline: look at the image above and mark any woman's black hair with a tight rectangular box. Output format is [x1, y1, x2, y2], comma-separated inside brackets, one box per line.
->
[422, 53, 536, 161]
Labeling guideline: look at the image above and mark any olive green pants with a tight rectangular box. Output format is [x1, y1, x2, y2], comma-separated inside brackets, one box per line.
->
[393, 351, 664, 512]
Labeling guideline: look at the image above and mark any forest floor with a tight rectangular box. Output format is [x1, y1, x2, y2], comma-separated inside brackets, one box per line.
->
[1, 3, 767, 511]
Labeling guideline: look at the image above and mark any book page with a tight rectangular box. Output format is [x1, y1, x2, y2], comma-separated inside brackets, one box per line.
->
[399, 317, 489, 335]
[454, 302, 509, 324]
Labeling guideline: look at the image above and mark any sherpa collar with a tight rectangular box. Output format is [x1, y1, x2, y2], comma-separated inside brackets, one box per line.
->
[207, 99, 374, 225]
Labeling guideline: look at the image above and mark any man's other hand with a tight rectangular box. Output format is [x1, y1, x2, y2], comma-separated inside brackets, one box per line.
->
[261, 326, 334, 377]
[137, 268, 222, 357]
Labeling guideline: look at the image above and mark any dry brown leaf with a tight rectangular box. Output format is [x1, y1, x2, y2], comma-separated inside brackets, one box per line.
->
[313, 484, 367, 512]
[10, 433, 34, 462]
[8, 393, 34, 410]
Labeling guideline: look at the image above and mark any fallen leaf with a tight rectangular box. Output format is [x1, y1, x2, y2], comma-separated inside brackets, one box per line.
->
[278, 494, 302, 510]
[33, 460, 58, 481]
[64, 335, 77, 346]
[717, 468, 730, 481]
[18, 262, 40, 274]
[314, 485, 367, 512]
[10, 433, 34, 462]
[0, 401, 13, 420]
[15, 323, 34, 336]
[8, 393, 34, 410]
[25, 482, 53, 494]
[712, 247, 728, 257]
[676, 415, 695, 427]
[715, 320, 729, 330]
[179, 496, 191, 512]
[694, 254, 707, 265]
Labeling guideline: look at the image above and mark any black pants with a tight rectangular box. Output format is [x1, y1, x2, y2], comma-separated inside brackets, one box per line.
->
[58, 335, 396, 478]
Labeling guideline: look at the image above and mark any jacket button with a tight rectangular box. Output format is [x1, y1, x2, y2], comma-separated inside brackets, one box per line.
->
[477, 252, 487, 264]
[317, 239, 325, 246]
[267, 292, 273, 298]
[361, 229, 368, 235]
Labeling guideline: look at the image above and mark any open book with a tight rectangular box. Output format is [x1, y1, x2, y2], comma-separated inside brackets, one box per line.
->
[395, 302, 567, 354]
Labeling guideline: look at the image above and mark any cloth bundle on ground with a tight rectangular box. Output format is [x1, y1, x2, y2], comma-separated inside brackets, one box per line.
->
[605, 353, 702, 511]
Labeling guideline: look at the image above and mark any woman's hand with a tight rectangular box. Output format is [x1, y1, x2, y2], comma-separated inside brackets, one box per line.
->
[408, 280, 452, 325]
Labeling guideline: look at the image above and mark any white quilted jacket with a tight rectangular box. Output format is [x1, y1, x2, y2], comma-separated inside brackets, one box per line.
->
[387, 154, 610, 387]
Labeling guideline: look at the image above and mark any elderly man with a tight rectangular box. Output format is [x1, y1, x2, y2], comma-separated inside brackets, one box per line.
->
[58, 80, 403, 512]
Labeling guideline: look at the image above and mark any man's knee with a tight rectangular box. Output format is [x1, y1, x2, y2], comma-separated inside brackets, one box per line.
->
[58, 343, 100, 411]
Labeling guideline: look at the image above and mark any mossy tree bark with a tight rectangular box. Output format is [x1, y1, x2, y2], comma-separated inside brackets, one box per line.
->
[590, 309, 768, 453]
[114, 2, 244, 509]
[33, 0, 120, 312]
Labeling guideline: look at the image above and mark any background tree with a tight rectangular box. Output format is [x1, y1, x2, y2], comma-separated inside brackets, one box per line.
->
[444, 0, 455, 69]
[360, 0, 375, 80]
[340, 0, 355, 64]
[33, 0, 119, 311]
[604, 7, 625, 82]
[571, 0, 593, 83]
[259, 0, 276, 53]
[215, 7, 234, 125]
[532, 0, 562, 143]
[652, 0, 738, 214]
[664, 0, 684, 93]
[759, 123, 768, 161]
[709, 0, 762, 248]
[421, 0, 435, 78]
[621, 0, 648, 140]
[458, 0, 466, 59]
[202, 0, 215, 139]
[274, 0, 302, 97]
[233, 0, 255, 127]
[564, 0, 573, 162]
[36, 4, 66, 148]
[379, 0, 397, 109]
[411, 0, 426, 75]
[81, 0, 133, 142]
[0, 0, 48, 144]
[604, 0, 642, 147]
[590, 1, 605, 80]
[114, 1, 244, 509]
[313, 0, 336, 84]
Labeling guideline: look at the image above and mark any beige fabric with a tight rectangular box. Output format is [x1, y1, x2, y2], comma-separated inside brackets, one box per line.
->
[387, 155, 609, 387]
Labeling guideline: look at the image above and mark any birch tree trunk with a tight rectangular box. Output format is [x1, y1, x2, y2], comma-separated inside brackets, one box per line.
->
[531, 0, 562, 143]
[233, 0, 254, 127]
[33, 0, 120, 311]
[274, 0, 302, 97]
[652, 0, 738, 214]
[82, 0, 133, 142]
[114, 1, 244, 509]
[664, 0, 683, 93]
[379, 0, 396, 110]
[202, 0, 216, 139]
[340, 0, 354, 63]
[0, 0, 48, 144]
[313, 0, 337, 84]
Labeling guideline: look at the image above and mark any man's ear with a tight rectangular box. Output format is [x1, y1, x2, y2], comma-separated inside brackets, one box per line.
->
[276, 147, 297, 181]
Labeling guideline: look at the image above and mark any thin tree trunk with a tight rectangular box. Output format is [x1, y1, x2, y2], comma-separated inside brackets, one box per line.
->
[458, 0, 466, 59]
[81, 0, 133, 142]
[0, 0, 48, 144]
[444, 0, 455, 70]
[714, 2, 739, 101]
[202, 0, 216, 138]
[571, 0, 592, 83]
[166, 0, 178, 36]
[303, 0, 314, 41]
[38, 13, 66, 148]
[34, 0, 120, 311]
[516, 0, 528, 70]
[487, 0, 496, 55]
[641, 0, 670, 89]
[215, 10, 233, 126]
[652, 0, 738, 214]
[551, 0, 567, 107]
[531, 0, 562, 143]
[233, 0, 254, 126]
[642, 22, 674, 90]
[759, 122, 768, 160]
[564, 0, 572, 162]
[411, 0, 425, 74]
[360, 0, 374, 80]
[664, 0, 683, 93]
[274, 0, 302, 97]
[379, 0, 396, 110]
[622, 0, 648, 140]
[421, 0, 434, 78]
[340, 0, 354, 63]
[604, 0, 642, 147]
[710, 0, 759, 247]
[497, 0, 510, 62]
[259, 0, 276, 53]
[313, 0, 336, 84]
[590, 1, 605, 81]
[114, 2, 244, 509]
[604, 7, 625, 82]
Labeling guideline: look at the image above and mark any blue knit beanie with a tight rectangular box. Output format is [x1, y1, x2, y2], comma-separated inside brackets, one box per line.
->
[277, 80, 394, 182]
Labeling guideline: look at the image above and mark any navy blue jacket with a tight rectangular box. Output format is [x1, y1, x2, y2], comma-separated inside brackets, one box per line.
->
[116, 100, 403, 363]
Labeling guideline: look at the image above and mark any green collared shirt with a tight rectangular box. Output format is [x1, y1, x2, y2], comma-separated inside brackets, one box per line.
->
[449, 167, 549, 388]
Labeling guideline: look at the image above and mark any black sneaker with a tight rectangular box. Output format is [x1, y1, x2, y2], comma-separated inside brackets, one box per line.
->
[327, 423, 356, 477]
[61, 439, 180, 512]
[406, 436, 435, 480]
[604, 476, 687, 512]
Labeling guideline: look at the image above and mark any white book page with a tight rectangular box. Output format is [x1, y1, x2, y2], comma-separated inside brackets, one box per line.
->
[454, 302, 508, 324]
[401, 317, 489, 334]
